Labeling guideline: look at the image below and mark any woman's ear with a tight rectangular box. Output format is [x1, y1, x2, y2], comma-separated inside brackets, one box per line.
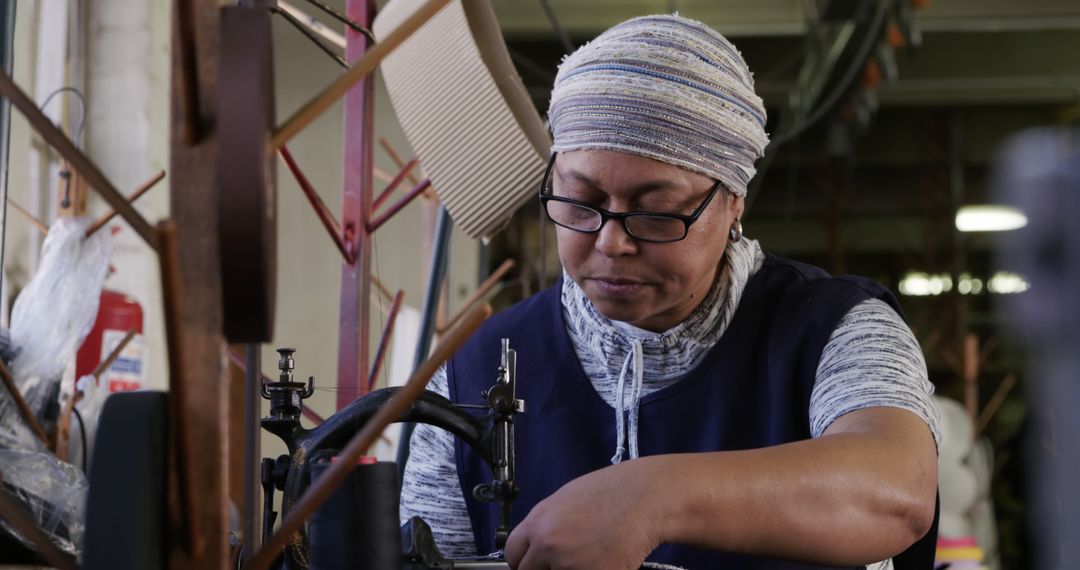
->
[731, 194, 746, 221]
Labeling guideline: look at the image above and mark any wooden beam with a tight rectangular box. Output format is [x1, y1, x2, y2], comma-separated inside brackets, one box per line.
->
[963, 333, 979, 428]
[0, 360, 49, 447]
[85, 170, 167, 237]
[168, 0, 228, 566]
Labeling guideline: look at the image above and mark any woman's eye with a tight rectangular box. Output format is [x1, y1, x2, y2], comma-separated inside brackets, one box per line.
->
[559, 189, 603, 204]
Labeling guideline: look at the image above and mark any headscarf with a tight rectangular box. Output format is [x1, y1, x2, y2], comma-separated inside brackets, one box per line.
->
[548, 15, 770, 196]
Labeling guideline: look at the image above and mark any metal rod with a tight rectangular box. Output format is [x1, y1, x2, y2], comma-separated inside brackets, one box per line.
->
[272, 0, 452, 149]
[0, 473, 76, 570]
[0, 69, 160, 251]
[157, 219, 203, 556]
[175, 0, 201, 144]
[245, 302, 491, 570]
[228, 349, 269, 384]
[366, 178, 430, 233]
[85, 170, 167, 238]
[278, 0, 346, 48]
[368, 290, 404, 391]
[278, 146, 353, 264]
[302, 0, 375, 41]
[0, 359, 49, 447]
[244, 343, 262, 550]
[396, 206, 453, 477]
[274, 6, 348, 68]
[336, 0, 376, 411]
[371, 158, 417, 212]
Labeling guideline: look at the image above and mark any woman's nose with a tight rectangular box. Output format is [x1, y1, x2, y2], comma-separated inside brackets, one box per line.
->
[593, 217, 638, 257]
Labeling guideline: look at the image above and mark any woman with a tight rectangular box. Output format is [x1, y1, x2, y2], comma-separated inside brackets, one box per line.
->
[402, 14, 939, 570]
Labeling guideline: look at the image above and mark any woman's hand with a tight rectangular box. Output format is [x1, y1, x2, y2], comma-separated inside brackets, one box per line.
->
[504, 459, 665, 570]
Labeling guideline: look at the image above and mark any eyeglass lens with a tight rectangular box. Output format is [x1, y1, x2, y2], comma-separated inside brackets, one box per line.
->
[543, 201, 687, 241]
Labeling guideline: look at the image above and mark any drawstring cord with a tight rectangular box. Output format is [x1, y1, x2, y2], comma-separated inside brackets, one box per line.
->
[611, 339, 644, 464]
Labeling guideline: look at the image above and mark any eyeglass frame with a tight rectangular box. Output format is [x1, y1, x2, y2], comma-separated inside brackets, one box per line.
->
[537, 152, 727, 244]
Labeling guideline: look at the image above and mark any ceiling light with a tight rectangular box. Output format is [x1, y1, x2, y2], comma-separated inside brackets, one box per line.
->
[899, 271, 1022, 296]
[955, 205, 1027, 232]
[988, 272, 1030, 295]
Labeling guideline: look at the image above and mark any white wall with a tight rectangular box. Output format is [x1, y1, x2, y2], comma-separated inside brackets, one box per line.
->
[82, 0, 172, 392]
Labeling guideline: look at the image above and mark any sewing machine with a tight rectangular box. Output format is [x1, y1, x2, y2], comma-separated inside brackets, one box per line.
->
[259, 339, 522, 569]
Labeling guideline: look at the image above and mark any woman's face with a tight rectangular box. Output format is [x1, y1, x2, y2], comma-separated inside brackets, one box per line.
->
[552, 149, 743, 332]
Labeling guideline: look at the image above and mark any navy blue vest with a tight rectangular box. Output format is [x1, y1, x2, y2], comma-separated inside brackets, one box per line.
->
[447, 255, 903, 568]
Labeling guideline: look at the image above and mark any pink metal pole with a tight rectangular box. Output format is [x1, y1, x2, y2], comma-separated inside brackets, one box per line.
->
[372, 158, 418, 212]
[367, 178, 431, 233]
[279, 146, 354, 264]
[336, 0, 376, 409]
[368, 290, 404, 391]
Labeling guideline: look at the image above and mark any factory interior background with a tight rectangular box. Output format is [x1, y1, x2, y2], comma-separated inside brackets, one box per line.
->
[0, 0, 1078, 568]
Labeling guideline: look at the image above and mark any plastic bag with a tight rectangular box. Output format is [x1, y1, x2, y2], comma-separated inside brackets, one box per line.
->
[65, 374, 110, 472]
[7, 217, 111, 435]
[0, 447, 88, 557]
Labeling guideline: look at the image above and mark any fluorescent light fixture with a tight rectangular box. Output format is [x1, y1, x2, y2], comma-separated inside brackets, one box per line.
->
[899, 272, 952, 296]
[987, 272, 1030, 295]
[899, 271, 1024, 296]
[955, 205, 1027, 232]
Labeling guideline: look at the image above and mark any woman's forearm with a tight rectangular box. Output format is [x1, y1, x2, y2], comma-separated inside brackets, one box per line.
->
[647, 408, 937, 565]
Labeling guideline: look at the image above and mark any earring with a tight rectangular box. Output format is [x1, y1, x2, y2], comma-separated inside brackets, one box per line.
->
[729, 220, 743, 243]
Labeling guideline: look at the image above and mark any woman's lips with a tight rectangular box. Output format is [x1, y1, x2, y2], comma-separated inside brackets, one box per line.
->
[587, 276, 649, 298]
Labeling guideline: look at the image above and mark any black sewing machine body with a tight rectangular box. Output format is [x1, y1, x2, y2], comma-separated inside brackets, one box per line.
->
[260, 343, 520, 570]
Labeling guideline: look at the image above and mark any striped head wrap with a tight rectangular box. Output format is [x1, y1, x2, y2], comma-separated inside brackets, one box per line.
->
[548, 15, 769, 196]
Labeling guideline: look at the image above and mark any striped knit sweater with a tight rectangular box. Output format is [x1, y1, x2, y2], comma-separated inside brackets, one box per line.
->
[401, 238, 940, 569]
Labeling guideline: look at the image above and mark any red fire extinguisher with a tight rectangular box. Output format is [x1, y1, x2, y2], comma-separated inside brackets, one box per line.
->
[76, 290, 145, 392]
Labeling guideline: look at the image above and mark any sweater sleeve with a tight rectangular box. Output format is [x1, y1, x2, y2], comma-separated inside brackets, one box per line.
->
[399, 364, 481, 557]
[810, 298, 941, 447]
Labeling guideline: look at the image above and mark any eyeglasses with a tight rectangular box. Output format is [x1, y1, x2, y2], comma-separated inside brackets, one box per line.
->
[537, 152, 725, 243]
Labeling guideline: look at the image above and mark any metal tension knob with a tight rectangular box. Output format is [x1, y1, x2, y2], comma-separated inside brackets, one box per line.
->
[277, 347, 296, 383]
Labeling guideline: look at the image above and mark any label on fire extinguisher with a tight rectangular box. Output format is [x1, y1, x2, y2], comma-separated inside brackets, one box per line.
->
[101, 329, 145, 393]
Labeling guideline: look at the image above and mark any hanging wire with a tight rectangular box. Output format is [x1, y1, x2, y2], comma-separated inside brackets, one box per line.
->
[72, 406, 88, 473]
[506, 45, 556, 84]
[38, 86, 88, 207]
[38, 86, 86, 147]
[272, 6, 349, 68]
[300, 0, 376, 44]
[770, 0, 892, 149]
[538, 0, 574, 55]
[745, 0, 893, 212]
